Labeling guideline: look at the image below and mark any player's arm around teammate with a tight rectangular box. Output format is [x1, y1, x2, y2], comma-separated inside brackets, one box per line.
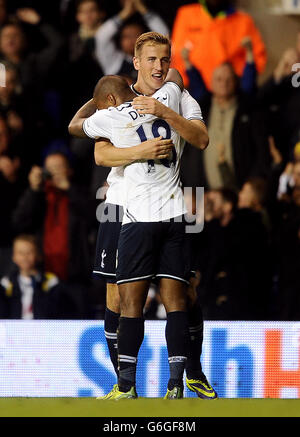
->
[93, 136, 173, 167]
[68, 98, 96, 138]
[68, 82, 174, 166]
[132, 92, 209, 150]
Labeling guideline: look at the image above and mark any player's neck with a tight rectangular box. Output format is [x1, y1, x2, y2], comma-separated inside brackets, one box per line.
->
[125, 90, 137, 102]
[133, 79, 157, 97]
[115, 90, 136, 105]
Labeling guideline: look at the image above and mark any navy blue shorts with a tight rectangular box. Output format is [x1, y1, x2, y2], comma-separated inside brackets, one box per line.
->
[184, 226, 197, 278]
[93, 204, 123, 284]
[116, 216, 191, 285]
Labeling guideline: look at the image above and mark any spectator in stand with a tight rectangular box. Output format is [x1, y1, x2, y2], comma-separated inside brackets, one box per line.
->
[196, 187, 270, 320]
[68, 0, 105, 63]
[94, 0, 169, 81]
[0, 8, 64, 160]
[0, 62, 40, 170]
[0, 110, 28, 181]
[63, 0, 105, 188]
[0, 0, 7, 28]
[181, 62, 270, 190]
[272, 183, 300, 320]
[257, 31, 300, 162]
[0, 112, 9, 155]
[215, 142, 237, 192]
[62, 0, 103, 184]
[277, 142, 300, 200]
[65, 0, 105, 106]
[0, 234, 62, 319]
[0, 62, 23, 138]
[238, 176, 271, 233]
[12, 151, 96, 318]
[0, 8, 63, 95]
[180, 36, 257, 101]
[171, 0, 266, 89]
[0, 116, 24, 278]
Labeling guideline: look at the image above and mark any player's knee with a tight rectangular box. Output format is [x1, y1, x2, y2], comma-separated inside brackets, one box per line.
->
[106, 283, 121, 313]
[119, 290, 143, 317]
[107, 297, 120, 314]
[186, 283, 198, 308]
[164, 295, 187, 313]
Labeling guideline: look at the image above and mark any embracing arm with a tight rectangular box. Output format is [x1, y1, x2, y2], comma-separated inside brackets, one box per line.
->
[132, 96, 208, 150]
[69, 99, 174, 165]
[160, 112, 208, 150]
[94, 137, 174, 167]
[131, 67, 208, 149]
[133, 68, 208, 149]
[165, 68, 184, 91]
[68, 99, 97, 138]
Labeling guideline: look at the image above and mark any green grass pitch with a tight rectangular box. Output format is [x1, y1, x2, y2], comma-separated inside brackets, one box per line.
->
[0, 398, 299, 417]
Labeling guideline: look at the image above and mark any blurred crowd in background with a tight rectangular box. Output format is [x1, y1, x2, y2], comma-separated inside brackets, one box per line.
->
[0, 0, 299, 322]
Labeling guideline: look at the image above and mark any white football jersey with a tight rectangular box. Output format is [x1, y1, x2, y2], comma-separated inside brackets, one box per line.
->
[84, 82, 185, 222]
[180, 88, 204, 122]
[84, 83, 203, 222]
[105, 166, 124, 206]
[88, 88, 204, 208]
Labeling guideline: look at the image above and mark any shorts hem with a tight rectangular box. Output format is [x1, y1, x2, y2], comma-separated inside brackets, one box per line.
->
[93, 270, 117, 283]
[155, 274, 190, 285]
[93, 270, 116, 277]
[116, 274, 154, 285]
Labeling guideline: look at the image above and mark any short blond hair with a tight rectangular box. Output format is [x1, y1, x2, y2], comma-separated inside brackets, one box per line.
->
[134, 31, 171, 57]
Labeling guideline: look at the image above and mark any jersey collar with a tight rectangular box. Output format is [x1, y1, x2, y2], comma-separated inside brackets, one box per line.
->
[130, 84, 144, 96]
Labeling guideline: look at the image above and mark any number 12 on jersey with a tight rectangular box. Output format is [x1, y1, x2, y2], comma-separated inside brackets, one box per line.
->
[136, 119, 177, 173]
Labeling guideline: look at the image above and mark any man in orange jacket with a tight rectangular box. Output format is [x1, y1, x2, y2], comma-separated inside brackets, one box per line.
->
[171, 0, 266, 89]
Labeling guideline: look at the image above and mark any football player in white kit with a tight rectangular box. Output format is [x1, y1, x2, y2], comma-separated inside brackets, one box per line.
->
[84, 74, 195, 400]
[69, 32, 217, 400]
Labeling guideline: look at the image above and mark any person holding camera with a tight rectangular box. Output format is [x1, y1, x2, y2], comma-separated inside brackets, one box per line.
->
[11, 151, 95, 318]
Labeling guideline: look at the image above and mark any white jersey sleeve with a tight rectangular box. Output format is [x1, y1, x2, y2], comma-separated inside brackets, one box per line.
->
[161, 81, 182, 112]
[82, 109, 113, 141]
[180, 89, 204, 122]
